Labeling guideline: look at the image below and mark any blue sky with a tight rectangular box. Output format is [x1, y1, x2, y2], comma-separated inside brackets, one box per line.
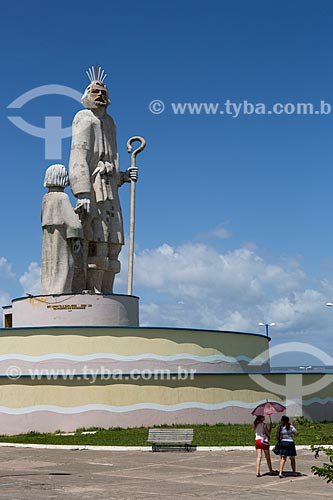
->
[1, 0, 333, 365]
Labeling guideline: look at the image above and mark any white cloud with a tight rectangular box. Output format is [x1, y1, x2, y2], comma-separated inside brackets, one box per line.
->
[0, 290, 11, 308]
[19, 262, 41, 295]
[132, 242, 333, 356]
[200, 225, 232, 240]
[213, 227, 231, 239]
[0, 257, 16, 307]
[135, 243, 305, 303]
[0, 257, 15, 278]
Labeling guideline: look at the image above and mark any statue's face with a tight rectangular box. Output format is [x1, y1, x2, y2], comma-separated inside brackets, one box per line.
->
[89, 83, 108, 107]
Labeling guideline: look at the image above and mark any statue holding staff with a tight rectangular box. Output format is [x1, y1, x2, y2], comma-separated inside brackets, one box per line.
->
[69, 66, 138, 294]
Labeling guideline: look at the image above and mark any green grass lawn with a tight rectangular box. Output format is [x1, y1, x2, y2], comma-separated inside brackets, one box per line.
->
[1, 419, 333, 446]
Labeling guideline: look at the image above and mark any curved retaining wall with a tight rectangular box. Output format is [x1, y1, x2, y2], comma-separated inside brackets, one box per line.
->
[0, 325, 274, 433]
[0, 372, 331, 434]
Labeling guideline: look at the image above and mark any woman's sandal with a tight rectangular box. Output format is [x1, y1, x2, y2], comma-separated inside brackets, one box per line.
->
[256, 473, 261, 477]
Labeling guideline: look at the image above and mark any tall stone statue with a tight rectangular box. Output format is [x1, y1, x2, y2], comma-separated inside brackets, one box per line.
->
[69, 66, 138, 294]
[41, 164, 83, 295]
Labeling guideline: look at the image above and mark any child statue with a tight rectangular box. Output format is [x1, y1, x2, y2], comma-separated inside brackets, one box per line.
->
[41, 164, 83, 295]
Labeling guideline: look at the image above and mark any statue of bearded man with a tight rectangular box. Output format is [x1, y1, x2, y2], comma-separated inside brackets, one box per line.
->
[69, 66, 137, 294]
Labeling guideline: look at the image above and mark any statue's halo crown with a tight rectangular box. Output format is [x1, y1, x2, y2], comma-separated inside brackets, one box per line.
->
[86, 65, 107, 84]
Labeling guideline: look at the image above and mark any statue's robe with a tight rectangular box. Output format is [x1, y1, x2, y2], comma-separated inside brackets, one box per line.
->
[69, 109, 127, 245]
[41, 192, 83, 294]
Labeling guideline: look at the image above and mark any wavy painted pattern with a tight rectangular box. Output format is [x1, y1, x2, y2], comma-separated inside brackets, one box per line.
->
[2, 397, 332, 414]
[0, 331, 269, 361]
[0, 352, 267, 364]
[0, 401, 278, 414]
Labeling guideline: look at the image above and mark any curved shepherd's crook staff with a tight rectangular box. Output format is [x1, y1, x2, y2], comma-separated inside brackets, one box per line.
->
[126, 136, 146, 295]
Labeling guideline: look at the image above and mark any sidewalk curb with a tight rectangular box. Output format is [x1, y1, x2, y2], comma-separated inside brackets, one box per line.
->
[0, 443, 325, 451]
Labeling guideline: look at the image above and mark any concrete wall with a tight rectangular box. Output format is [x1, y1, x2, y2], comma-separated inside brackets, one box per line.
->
[5, 294, 139, 327]
[0, 373, 331, 434]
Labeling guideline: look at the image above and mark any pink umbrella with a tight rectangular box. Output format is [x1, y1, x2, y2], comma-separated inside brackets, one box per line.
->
[251, 401, 286, 417]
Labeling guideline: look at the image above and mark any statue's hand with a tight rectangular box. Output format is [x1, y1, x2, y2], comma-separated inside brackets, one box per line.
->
[127, 167, 138, 182]
[75, 193, 91, 214]
[72, 238, 81, 254]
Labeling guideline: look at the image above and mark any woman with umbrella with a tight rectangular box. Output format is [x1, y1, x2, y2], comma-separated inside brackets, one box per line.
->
[252, 401, 285, 477]
[253, 415, 275, 476]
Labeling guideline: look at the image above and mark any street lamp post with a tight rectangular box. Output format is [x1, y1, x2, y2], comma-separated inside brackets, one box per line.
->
[258, 322, 275, 337]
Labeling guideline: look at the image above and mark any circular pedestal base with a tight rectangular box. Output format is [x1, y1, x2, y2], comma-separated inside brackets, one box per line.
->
[0, 323, 278, 434]
[9, 294, 139, 327]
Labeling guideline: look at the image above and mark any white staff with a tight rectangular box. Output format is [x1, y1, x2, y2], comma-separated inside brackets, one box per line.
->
[126, 136, 146, 295]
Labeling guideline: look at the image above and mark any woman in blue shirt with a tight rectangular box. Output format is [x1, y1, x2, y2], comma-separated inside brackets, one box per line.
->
[277, 415, 299, 478]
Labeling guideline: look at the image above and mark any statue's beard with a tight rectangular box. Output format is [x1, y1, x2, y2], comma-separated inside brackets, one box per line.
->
[90, 97, 107, 107]
[94, 96, 108, 106]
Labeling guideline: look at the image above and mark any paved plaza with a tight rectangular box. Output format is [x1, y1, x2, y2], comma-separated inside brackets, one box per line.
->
[0, 446, 331, 499]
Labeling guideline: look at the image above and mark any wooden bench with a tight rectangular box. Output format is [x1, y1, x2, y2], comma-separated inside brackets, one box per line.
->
[147, 428, 194, 452]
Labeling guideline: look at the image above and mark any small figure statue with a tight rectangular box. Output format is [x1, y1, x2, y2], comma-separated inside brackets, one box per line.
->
[69, 66, 138, 294]
[41, 164, 83, 295]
